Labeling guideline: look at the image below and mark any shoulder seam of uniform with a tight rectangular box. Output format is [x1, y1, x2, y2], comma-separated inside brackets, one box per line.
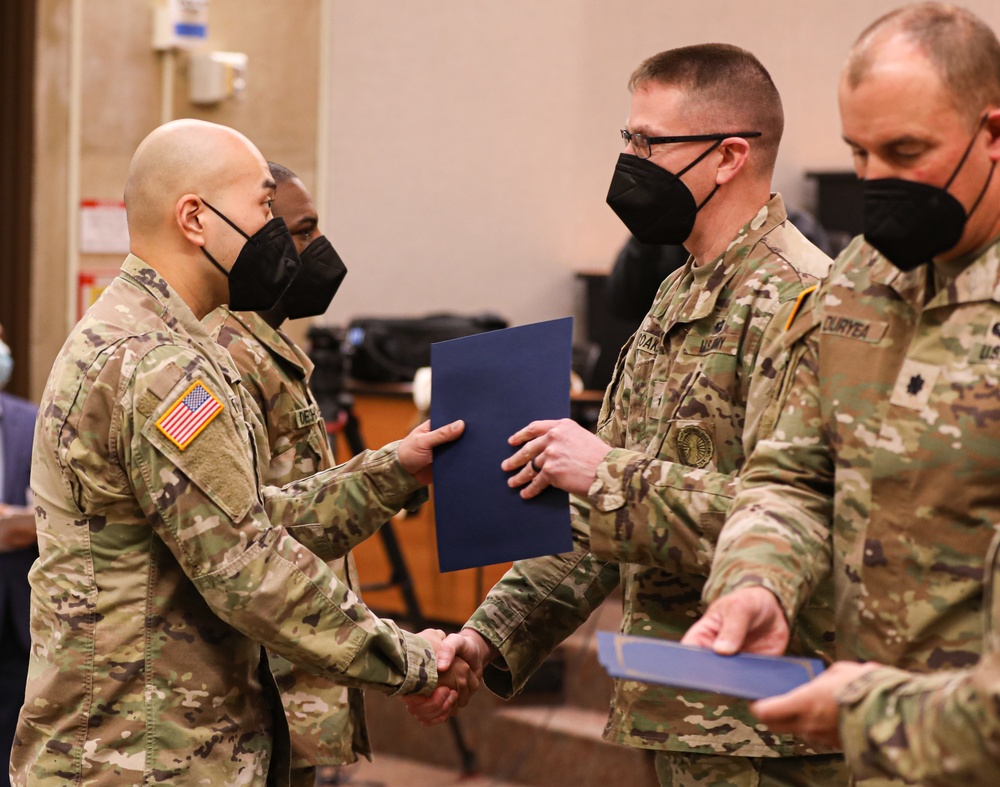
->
[785, 285, 817, 331]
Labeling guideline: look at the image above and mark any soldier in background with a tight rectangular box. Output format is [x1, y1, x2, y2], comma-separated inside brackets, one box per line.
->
[204, 162, 362, 787]
[408, 44, 844, 786]
[11, 119, 474, 786]
[684, 5, 1000, 785]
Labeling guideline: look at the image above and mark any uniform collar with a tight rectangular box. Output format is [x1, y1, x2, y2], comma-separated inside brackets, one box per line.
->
[220, 309, 314, 381]
[119, 254, 242, 385]
[928, 234, 1000, 308]
[869, 233, 1000, 309]
[673, 193, 787, 324]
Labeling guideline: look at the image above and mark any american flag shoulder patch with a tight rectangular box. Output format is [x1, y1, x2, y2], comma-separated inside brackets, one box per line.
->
[156, 380, 224, 450]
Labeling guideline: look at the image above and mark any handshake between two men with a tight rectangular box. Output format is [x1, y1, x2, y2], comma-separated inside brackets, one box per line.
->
[406, 415, 615, 724]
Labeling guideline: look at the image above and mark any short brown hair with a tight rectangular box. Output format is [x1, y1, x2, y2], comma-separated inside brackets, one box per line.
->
[629, 43, 784, 176]
[845, 3, 1000, 122]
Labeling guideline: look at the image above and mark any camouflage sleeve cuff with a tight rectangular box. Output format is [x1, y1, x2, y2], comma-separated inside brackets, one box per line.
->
[394, 630, 440, 697]
[361, 441, 425, 508]
[836, 665, 955, 783]
[463, 549, 609, 699]
[587, 448, 629, 512]
[322, 442, 426, 512]
[703, 511, 820, 622]
[462, 620, 516, 699]
[703, 571, 801, 625]
[264, 441, 425, 559]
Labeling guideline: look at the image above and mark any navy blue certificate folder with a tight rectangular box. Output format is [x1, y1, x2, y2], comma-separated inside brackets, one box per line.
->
[597, 632, 825, 700]
[430, 317, 575, 572]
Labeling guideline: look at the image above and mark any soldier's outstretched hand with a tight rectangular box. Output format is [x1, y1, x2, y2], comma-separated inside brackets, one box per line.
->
[397, 420, 465, 485]
[681, 586, 790, 656]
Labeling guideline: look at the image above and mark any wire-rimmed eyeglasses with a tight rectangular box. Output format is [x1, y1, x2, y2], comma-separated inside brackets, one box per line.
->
[620, 129, 762, 159]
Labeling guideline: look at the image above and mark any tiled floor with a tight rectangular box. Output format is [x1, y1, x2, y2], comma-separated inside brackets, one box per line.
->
[320, 756, 530, 787]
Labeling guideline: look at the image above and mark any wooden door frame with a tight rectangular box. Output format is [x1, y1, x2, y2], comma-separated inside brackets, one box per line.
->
[0, 0, 36, 399]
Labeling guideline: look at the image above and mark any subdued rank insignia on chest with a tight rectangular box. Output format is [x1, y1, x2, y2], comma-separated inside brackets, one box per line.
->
[156, 380, 224, 450]
[889, 359, 940, 411]
[676, 424, 714, 468]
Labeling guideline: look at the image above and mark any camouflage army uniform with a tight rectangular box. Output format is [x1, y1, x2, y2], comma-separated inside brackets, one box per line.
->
[467, 196, 846, 784]
[205, 307, 368, 776]
[706, 235, 1000, 784]
[833, 525, 1000, 786]
[12, 256, 438, 787]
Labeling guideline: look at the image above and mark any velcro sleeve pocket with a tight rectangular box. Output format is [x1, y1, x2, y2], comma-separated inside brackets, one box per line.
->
[140, 372, 256, 524]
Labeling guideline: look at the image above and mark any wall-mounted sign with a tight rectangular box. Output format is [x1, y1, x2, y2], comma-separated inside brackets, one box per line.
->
[80, 199, 129, 255]
[78, 270, 119, 320]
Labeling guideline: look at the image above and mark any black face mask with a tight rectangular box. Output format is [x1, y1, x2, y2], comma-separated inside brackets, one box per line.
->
[279, 235, 348, 319]
[200, 200, 302, 311]
[863, 115, 994, 272]
[606, 141, 724, 245]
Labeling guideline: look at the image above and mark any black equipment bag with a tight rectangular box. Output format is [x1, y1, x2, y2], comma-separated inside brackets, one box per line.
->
[344, 312, 508, 383]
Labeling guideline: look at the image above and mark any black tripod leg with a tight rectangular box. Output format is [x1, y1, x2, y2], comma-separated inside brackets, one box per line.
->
[448, 716, 477, 775]
[372, 519, 423, 624]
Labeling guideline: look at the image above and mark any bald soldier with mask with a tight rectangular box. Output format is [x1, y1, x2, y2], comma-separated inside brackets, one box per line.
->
[11, 119, 473, 787]
[408, 44, 844, 786]
[684, 5, 1000, 785]
[204, 163, 362, 786]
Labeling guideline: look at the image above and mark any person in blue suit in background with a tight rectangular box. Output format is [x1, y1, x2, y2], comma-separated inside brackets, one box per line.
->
[0, 320, 38, 787]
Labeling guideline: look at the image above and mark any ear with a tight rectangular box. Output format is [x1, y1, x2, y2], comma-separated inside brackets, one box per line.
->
[715, 137, 752, 185]
[176, 194, 206, 247]
[985, 107, 1000, 162]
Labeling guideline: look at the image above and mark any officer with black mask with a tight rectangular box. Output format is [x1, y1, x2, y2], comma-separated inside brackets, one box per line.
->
[202, 163, 368, 787]
[685, 7, 1000, 784]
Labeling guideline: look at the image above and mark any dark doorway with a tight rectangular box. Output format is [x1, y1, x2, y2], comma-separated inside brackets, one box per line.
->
[0, 0, 37, 398]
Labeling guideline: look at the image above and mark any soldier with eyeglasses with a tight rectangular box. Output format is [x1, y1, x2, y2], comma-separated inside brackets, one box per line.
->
[406, 43, 849, 787]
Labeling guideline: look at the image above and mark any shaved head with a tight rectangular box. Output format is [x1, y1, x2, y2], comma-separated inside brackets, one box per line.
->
[121, 119, 277, 317]
[124, 119, 267, 238]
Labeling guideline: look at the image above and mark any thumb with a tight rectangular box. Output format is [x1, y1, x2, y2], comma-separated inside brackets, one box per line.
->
[409, 420, 431, 436]
[437, 633, 470, 670]
[435, 636, 457, 671]
[711, 609, 752, 656]
[423, 420, 465, 449]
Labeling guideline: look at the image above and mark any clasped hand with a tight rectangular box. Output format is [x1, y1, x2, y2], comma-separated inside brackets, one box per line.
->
[404, 629, 496, 725]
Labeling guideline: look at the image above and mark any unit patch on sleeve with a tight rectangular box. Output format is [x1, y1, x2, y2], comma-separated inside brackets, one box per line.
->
[156, 380, 224, 450]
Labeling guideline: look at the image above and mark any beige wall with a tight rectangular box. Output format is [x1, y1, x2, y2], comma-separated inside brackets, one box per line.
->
[30, 0, 320, 398]
[31, 0, 1000, 396]
[320, 0, 1000, 335]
